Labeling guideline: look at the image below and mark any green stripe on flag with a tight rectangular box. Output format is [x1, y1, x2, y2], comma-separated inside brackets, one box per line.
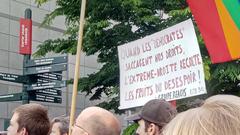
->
[222, 0, 240, 30]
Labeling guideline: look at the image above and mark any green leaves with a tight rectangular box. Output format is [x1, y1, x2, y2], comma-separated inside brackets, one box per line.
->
[35, 0, 51, 6]
[212, 61, 240, 82]
[35, 0, 240, 116]
[33, 37, 77, 57]
[122, 123, 139, 135]
[40, 8, 65, 27]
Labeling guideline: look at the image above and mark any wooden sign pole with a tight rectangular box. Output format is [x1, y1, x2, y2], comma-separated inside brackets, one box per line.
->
[69, 0, 87, 134]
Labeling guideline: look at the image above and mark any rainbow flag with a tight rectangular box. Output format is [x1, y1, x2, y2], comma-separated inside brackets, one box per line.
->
[187, 0, 240, 63]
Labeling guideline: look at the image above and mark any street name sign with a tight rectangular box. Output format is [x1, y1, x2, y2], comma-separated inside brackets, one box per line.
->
[0, 72, 28, 83]
[0, 93, 22, 102]
[35, 73, 62, 81]
[24, 56, 67, 67]
[24, 64, 67, 75]
[29, 93, 62, 103]
[29, 88, 62, 96]
[26, 81, 66, 90]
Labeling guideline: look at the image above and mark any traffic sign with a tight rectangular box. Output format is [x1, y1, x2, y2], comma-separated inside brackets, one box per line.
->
[24, 56, 67, 67]
[0, 93, 22, 102]
[29, 93, 62, 103]
[24, 64, 67, 75]
[29, 89, 62, 96]
[0, 72, 28, 83]
[26, 81, 66, 90]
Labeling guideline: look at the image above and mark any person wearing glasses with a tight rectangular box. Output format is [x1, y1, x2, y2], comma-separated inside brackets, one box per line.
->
[126, 99, 177, 135]
[71, 106, 121, 135]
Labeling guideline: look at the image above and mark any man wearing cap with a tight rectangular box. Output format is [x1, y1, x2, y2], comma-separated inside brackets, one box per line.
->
[127, 99, 177, 135]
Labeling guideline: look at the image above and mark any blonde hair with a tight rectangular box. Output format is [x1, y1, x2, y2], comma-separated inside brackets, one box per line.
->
[162, 95, 240, 135]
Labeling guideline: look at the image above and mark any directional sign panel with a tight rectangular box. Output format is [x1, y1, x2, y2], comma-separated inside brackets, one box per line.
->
[29, 93, 62, 103]
[24, 56, 67, 67]
[27, 74, 62, 84]
[26, 81, 66, 91]
[24, 64, 67, 75]
[0, 93, 22, 102]
[35, 73, 62, 81]
[29, 89, 62, 96]
[0, 72, 28, 83]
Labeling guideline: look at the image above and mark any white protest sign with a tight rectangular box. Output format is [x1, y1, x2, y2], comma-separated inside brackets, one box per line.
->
[118, 19, 207, 109]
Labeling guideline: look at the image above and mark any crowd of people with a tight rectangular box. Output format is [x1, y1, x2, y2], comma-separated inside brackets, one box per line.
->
[6, 104, 120, 135]
[4, 94, 240, 135]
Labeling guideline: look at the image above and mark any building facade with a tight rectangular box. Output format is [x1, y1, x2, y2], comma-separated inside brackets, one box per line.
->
[0, 0, 125, 130]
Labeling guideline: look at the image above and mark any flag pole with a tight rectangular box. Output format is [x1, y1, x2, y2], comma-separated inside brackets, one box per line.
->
[69, 0, 87, 135]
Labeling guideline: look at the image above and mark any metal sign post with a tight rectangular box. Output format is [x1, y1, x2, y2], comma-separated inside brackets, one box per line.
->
[21, 8, 32, 104]
[0, 9, 67, 105]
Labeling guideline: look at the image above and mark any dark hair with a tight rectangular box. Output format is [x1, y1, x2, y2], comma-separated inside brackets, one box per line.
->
[51, 116, 69, 135]
[143, 119, 162, 132]
[14, 103, 50, 135]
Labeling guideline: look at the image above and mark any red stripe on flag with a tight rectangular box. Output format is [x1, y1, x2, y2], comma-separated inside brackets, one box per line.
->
[187, 0, 232, 63]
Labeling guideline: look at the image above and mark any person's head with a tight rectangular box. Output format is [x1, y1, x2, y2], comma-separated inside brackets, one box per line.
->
[7, 103, 50, 135]
[127, 99, 177, 135]
[50, 116, 69, 135]
[71, 106, 121, 135]
[163, 94, 240, 135]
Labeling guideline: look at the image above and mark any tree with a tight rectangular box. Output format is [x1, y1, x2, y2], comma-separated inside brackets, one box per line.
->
[34, 0, 240, 114]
